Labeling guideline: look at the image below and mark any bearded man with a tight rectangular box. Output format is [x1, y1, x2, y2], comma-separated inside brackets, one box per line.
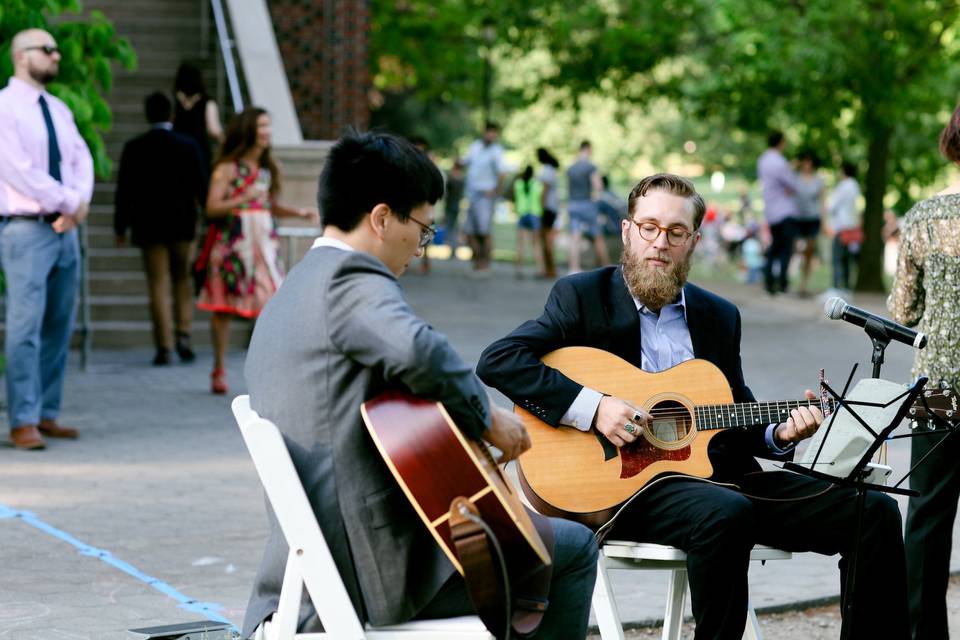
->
[476, 173, 908, 640]
[0, 29, 92, 450]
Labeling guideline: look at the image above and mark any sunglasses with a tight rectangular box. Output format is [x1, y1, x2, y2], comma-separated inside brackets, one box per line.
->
[22, 45, 60, 56]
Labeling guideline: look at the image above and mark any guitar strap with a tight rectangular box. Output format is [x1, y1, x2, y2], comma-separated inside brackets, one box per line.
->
[449, 498, 555, 639]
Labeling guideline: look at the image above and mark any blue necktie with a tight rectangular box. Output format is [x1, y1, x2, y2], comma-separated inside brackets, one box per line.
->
[38, 95, 62, 183]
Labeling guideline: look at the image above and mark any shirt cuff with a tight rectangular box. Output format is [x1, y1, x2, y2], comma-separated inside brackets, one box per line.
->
[560, 387, 604, 432]
[58, 188, 80, 216]
[765, 424, 796, 454]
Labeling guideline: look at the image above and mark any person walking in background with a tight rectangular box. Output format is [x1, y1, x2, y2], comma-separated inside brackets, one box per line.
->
[172, 62, 222, 170]
[826, 161, 861, 292]
[757, 131, 800, 295]
[537, 147, 560, 278]
[196, 107, 318, 394]
[0, 29, 93, 450]
[567, 140, 609, 273]
[443, 158, 465, 258]
[514, 164, 544, 277]
[888, 101, 960, 640]
[114, 92, 207, 366]
[462, 122, 508, 273]
[793, 150, 825, 296]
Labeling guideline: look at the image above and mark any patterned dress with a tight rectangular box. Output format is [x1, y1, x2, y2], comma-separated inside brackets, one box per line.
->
[887, 194, 960, 388]
[196, 162, 283, 318]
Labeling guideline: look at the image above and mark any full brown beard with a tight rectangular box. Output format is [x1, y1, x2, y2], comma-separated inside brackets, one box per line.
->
[620, 238, 692, 311]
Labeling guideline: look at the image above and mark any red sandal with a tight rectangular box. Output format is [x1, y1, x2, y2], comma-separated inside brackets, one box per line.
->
[211, 368, 228, 395]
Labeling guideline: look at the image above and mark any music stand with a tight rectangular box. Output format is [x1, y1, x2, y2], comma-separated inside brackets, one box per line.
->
[783, 316, 958, 640]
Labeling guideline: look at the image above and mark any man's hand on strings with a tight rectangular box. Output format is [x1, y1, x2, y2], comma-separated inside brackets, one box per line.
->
[595, 396, 649, 448]
[484, 405, 531, 463]
[774, 389, 823, 446]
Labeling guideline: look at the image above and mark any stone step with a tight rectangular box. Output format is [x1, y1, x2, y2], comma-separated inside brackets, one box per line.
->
[0, 321, 251, 350]
[88, 247, 146, 271]
[89, 271, 149, 296]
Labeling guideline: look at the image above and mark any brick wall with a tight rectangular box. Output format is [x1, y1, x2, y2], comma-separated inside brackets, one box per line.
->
[267, 0, 370, 140]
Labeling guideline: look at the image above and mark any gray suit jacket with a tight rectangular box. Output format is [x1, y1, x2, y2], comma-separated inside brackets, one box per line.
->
[241, 247, 491, 637]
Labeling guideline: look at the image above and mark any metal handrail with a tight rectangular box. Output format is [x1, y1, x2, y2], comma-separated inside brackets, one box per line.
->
[78, 221, 91, 370]
[209, 0, 244, 112]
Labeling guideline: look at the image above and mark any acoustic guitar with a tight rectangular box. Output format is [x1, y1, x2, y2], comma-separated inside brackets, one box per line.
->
[514, 346, 958, 526]
[361, 390, 551, 576]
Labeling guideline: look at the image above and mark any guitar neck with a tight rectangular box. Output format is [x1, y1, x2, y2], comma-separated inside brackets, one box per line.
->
[694, 398, 835, 431]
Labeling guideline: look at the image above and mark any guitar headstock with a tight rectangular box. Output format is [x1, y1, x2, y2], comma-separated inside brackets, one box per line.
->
[907, 383, 960, 425]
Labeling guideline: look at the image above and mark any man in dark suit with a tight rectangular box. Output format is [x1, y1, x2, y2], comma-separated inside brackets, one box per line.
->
[240, 131, 598, 638]
[114, 91, 206, 365]
[477, 173, 908, 640]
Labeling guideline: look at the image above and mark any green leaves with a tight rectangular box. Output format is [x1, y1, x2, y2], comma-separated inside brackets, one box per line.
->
[1, 0, 137, 178]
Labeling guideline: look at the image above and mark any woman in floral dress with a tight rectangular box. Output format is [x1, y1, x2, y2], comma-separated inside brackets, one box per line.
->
[197, 107, 318, 393]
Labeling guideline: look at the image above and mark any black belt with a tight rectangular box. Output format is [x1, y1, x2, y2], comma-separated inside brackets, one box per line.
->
[0, 213, 61, 224]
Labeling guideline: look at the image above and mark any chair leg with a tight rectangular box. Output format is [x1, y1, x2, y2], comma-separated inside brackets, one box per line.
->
[274, 548, 304, 639]
[743, 598, 763, 640]
[662, 568, 687, 640]
[591, 556, 626, 640]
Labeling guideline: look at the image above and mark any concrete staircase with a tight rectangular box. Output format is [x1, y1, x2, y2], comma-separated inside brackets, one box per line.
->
[82, 0, 247, 349]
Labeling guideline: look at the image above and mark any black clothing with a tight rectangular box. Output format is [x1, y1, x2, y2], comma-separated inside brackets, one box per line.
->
[114, 127, 206, 246]
[173, 95, 212, 169]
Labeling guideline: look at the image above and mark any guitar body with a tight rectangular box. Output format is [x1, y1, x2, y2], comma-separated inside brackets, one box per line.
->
[361, 391, 551, 576]
[515, 347, 734, 526]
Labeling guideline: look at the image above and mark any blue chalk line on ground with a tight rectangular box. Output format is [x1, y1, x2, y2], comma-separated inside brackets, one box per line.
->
[0, 503, 236, 629]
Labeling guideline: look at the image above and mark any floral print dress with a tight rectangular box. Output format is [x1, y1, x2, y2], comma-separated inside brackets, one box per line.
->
[196, 162, 284, 318]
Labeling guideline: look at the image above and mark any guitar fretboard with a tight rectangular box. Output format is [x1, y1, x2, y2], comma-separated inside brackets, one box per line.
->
[692, 399, 837, 430]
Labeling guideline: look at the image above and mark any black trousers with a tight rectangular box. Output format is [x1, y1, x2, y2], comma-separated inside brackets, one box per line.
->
[609, 472, 908, 640]
[763, 218, 797, 294]
[905, 427, 960, 640]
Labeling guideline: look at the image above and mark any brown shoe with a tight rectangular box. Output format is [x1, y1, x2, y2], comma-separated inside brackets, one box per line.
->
[10, 425, 46, 450]
[38, 419, 79, 439]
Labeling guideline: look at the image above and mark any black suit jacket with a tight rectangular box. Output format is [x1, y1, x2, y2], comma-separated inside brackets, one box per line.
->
[114, 127, 206, 246]
[476, 265, 792, 480]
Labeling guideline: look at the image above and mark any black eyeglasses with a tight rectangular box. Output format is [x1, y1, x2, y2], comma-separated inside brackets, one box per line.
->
[22, 45, 60, 56]
[408, 216, 438, 249]
[628, 218, 695, 247]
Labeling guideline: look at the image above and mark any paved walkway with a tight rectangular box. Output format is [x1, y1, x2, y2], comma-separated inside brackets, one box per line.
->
[1, 257, 953, 638]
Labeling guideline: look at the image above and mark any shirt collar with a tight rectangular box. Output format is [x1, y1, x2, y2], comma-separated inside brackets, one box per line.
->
[8, 76, 46, 103]
[311, 235, 355, 252]
[630, 286, 688, 322]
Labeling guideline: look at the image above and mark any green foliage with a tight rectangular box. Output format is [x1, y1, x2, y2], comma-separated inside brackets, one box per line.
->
[0, 0, 137, 178]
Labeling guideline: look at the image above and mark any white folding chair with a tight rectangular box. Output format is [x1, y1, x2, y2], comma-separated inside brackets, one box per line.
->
[232, 395, 493, 640]
[591, 541, 792, 640]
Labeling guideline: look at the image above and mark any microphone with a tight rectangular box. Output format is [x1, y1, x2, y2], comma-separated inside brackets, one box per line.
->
[824, 297, 927, 349]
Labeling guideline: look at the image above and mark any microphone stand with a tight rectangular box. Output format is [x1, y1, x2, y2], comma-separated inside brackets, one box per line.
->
[785, 318, 924, 640]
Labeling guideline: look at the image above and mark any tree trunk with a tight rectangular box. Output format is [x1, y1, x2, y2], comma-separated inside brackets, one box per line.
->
[856, 123, 891, 292]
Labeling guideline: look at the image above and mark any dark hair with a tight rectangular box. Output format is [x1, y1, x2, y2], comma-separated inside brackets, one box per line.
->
[318, 130, 445, 232]
[521, 164, 534, 182]
[536, 147, 558, 167]
[408, 135, 430, 152]
[940, 103, 960, 164]
[797, 149, 821, 167]
[628, 173, 707, 229]
[216, 107, 280, 196]
[841, 161, 857, 178]
[602, 175, 610, 189]
[484, 121, 500, 132]
[173, 62, 207, 97]
[767, 131, 784, 148]
[144, 91, 171, 124]
[580, 140, 592, 151]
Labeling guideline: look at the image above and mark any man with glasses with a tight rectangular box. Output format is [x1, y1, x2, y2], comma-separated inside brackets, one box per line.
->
[240, 131, 597, 638]
[477, 173, 908, 639]
[0, 29, 93, 450]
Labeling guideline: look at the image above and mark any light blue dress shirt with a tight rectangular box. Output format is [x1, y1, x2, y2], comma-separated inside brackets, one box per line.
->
[559, 285, 790, 453]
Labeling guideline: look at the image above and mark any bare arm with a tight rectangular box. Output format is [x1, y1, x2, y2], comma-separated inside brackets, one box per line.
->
[205, 163, 256, 217]
[205, 100, 224, 142]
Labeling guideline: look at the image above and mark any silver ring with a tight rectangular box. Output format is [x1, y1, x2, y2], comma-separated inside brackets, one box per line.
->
[624, 422, 636, 434]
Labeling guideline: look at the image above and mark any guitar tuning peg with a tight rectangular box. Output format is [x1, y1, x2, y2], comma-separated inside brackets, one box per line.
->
[910, 420, 919, 430]
[940, 380, 950, 389]
[909, 407, 917, 416]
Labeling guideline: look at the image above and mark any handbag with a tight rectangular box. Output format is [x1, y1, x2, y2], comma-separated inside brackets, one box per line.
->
[837, 227, 864, 247]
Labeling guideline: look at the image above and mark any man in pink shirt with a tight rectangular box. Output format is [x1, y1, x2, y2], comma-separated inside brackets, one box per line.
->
[0, 29, 93, 450]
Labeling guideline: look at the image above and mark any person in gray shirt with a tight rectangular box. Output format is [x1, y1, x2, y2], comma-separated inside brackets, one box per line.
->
[566, 140, 609, 273]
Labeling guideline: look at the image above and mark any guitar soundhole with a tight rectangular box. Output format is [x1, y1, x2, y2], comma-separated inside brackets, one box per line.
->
[646, 400, 692, 445]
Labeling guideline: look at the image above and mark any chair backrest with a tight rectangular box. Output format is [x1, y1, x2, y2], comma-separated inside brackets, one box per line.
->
[232, 395, 365, 638]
